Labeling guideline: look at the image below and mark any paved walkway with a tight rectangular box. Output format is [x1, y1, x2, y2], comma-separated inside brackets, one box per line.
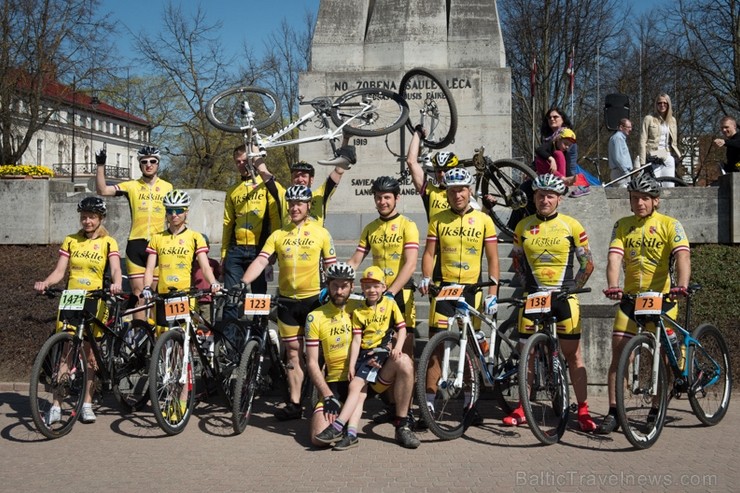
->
[0, 387, 736, 492]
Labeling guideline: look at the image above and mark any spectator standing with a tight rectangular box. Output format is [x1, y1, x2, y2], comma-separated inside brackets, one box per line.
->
[608, 118, 634, 187]
[638, 93, 681, 187]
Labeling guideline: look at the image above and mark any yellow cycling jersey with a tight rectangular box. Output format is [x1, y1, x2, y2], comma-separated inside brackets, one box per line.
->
[609, 211, 690, 294]
[352, 297, 406, 350]
[426, 207, 498, 284]
[60, 233, 120, 290]
[281, 177, 337, 227]
[258, 218, 337, 299]
[355, 213, 420, 286]
[513, 212, 589, 291]
[221, 176, 284, 259]
[146, 228, 209, 294]
[115, 177, 173, 241]
[421, 181, 449, 221]
[305, 302, 355, 383]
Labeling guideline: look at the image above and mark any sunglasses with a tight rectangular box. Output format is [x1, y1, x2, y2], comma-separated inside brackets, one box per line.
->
[140, 159, 159, 165]
[166, 208, 187, 215]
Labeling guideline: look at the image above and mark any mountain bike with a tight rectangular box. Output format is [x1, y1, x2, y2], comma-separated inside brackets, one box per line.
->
[415, 281, 519, 440]
[615, 286, 731, 449]
[398, 67, 458, 149]
[508, 287, 591, 445]
[206, 83, 409, 178]
[148, 287, 249, 435]
[603, 155, 688, 188]
[29, 288, 156, 439]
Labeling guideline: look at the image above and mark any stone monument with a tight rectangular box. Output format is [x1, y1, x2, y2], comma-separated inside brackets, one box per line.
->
[299, 0, 511, 220]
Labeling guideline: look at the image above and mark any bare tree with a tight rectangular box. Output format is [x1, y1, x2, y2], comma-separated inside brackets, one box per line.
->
[0, 0, 113, 165]
[134, 2, 237, 188]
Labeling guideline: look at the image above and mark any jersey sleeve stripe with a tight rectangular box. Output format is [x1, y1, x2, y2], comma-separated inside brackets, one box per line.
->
[145, 246, 157, 255]
[672, 245, 690, 254]
[324, 256, 337, 264]
[108, 251, 121, 258]
[608, 246, 624, 255]
[355, 245, 369, 254]
[258, 251, 272, 260]
[484, 235, 498, 243]
[305, 339, 319, 347]
[352, 328, 362, 334]
[403, 242, 419, 250]
[195, 246, 208, 255]
[579, 231, 588, 242]
[59, 249, 70, 258]
[426, 235, 437, 242]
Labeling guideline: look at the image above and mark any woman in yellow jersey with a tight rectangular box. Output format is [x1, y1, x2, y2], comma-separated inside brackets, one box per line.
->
[239, 185, 337, 421]
[34, 197, 123, 425]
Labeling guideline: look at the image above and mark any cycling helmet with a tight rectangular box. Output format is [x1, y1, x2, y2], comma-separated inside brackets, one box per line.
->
[77, 196, 107, 216]
[555, 128, 577, 143]
[443, 167, 474, 187]
[627, 172, 661, 198]
[431, 151, 459, 169]
[285, 185, 312, 202]
[532, 173, 568, 196]
[137, 146, 160, 161]
[163, 190, 191, 208]
[371, 176, 401, 196]
[325, 262, 355, 281]
[289, 161, 315, 177]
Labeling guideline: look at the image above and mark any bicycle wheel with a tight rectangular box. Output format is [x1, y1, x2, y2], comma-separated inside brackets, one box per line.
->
[330, 88, 409, 137]
[113, 320, 154, 413]
[518, 332, 569, 445]
[399, 67, 458, 149]
[231, 340, 260, 434]
[491, 318, 519, 415]
[149, 329, 195, 435]
[206, 86, 281, 133]
[415, 330, 480, 440]
[478, 158, 537, 239]
[688, 323, 732, 425]
[615, 334, 668, 449]
[29, 332, 86, 439]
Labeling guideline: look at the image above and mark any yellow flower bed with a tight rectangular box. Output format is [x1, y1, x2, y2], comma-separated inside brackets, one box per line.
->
[0, 164, 55, 177]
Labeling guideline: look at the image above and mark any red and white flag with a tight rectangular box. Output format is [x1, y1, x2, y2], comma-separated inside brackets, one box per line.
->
[566, 47, 575, 95]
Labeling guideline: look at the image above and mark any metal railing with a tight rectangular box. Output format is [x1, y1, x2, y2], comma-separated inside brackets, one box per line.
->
[52, 162, 130, 180]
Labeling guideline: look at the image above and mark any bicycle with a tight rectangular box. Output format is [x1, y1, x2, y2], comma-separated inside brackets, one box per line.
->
[507, 287, 591, 445]
[148, 287, 249, 435]
[603, 155, 688, 188]
[415, 281, 520, 440]
[615, 286, 732, 449]
[206, 83, 409, 178]
[398, 67, 458, 149]
[29, 288, 156, 439]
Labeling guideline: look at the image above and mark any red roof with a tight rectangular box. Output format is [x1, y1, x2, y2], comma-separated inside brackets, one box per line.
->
[12, 68, 151, 127]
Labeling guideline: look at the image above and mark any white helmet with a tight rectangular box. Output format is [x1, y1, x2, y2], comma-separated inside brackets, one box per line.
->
[443, 167, 474, 187]
[163, 190, 191, 208]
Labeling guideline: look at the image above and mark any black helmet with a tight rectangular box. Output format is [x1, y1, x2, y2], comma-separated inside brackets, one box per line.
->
[628, 172, 661, 198]
[137, 146, 160, 161]
[371, 176, 401, 196]
[325, 262, 355, 281]
[290, 161, 315, 177]
[77, 196, 107, 216]
[285, 185, 312, 203]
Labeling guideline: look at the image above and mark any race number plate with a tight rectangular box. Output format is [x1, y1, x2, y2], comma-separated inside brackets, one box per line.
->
[59, 290, 86, 311]
[525, 291, 552, 315]
[436, 285, 464, 301]
[164, 296, 190, 321]
[634, 292, 663, 315]
[243, 294, 271, 315]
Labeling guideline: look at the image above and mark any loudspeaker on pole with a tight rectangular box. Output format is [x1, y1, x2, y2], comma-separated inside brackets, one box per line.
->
[604, 93, 630, 131]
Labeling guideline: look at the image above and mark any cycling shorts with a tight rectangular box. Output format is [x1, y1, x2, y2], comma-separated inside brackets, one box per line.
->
[311, 378, 388, 415]
[125, 239, 150, 278]
[57, 298, 108, 339]
[354, 348, 392, 384]
[277, 295, 321, 341]
[517, 294, 581, 341]
[428, 285, 482, 336]
[612, 297, 677, 338]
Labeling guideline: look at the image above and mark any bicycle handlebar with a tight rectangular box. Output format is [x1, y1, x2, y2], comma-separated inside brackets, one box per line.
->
[498, 287, 592, 307]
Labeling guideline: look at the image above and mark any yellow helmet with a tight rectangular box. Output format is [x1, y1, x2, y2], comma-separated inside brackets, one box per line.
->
[557, 128, 577, 143]
[431, 151, 459, 169]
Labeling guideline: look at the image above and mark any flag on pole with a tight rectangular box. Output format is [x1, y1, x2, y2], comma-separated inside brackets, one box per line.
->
[530, 55, 537, 95]
[566, 47, 575, 95]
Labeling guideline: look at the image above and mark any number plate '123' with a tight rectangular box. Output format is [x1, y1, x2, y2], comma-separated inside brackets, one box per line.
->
[634, 292, 663, 315]
[525, 291, 552, 315]
[244, 294, 271, 315]
[165, 296, 190, 321]
[59, 290, 86, 311]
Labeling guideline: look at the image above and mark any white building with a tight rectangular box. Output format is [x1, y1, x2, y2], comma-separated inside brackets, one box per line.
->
[13, 77, 153, 189]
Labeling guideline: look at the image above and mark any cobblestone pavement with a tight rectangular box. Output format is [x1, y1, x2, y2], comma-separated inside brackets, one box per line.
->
[0, 386, 737, 492]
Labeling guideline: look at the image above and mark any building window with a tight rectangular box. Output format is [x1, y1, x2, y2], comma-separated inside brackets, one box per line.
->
[84, 145, 90, 164]
[37, 139, 43, 165]
[58, 141, 65, 164]
[116, 153, 121, 166]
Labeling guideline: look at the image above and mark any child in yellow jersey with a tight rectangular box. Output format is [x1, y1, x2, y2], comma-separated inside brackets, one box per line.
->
[34, 197, 123, 425]
[314, 267, 419, 450]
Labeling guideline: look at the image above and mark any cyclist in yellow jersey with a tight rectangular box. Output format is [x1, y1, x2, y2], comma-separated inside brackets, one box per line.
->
[418, 168, 500, 422]
[239, 185, 337, 421]
[95, 146, 172, 322]
[597, 173, 691, 434]
[257, 134, 356, 227]
[406, 126, 462, 220]
[34, 197, 123, 425]
[221, 144, 284, 321]
[141, 190, 220, 328]
[314, 266, 419, 450]
[503, 174, 597, 431]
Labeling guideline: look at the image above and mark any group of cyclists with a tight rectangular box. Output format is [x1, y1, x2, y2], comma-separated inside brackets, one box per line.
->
[33, 122, 691, 447]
